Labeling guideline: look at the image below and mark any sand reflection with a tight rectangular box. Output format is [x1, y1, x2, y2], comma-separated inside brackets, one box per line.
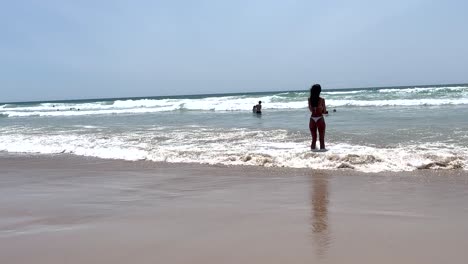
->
[310, 173, 330, 259]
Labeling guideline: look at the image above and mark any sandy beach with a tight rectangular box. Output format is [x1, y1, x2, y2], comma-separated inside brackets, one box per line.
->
[1, 154, 468, 264]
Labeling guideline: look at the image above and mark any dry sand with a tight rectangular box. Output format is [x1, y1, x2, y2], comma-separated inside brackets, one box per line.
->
[1, 154, 468, 264]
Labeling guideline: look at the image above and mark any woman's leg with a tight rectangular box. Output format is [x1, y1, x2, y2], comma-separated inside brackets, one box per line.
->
[309, 119, 318, 149]
[317, 118, 326, 149]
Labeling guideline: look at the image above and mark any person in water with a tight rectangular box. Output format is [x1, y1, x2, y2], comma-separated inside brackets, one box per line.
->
[253, 101, 262, 114]
[308, 84, 327, 150]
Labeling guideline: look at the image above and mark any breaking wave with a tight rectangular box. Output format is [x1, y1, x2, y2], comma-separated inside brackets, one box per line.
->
[1, 85, 468, 117]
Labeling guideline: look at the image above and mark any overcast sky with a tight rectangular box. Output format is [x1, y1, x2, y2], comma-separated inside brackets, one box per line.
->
[1, 0, 467, 102]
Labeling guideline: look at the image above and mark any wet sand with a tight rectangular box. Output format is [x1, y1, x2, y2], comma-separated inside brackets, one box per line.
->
[1, 154, 468, 264]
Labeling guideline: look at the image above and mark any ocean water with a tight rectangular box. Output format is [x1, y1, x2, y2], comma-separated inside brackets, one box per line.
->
[1, 84, 468, 172]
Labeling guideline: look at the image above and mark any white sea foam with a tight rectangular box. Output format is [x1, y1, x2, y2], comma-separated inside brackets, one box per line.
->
[0, 128, 465, 172]
[327, 98, 468, 107]
[2, 98, 468, 117]
[323, 90, 364, 95]
[378, 86, 468, 93]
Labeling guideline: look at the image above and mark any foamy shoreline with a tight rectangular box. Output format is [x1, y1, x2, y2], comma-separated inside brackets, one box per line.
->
[2, 85, 467, 174]
[1, 140, 466, 173]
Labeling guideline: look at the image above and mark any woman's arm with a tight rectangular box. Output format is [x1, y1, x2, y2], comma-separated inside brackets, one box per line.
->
[308, 98, 313, 112]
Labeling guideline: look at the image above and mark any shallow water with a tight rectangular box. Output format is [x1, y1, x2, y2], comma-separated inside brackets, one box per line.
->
[1, 84, 468, 172]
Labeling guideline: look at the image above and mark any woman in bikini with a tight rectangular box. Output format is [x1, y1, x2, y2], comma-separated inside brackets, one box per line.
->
[308, 84, 327, 150]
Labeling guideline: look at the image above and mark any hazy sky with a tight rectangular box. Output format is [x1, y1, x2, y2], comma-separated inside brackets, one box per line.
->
[1, 0, 467, 102]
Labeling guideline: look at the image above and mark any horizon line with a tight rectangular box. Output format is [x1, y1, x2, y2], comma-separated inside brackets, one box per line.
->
[2, 82, 467, 105]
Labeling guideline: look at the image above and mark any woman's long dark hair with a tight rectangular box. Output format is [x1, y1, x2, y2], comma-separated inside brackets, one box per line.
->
[309, 84, 322, 107]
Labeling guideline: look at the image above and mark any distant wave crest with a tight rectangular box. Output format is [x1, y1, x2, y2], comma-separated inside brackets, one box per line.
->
[1, 85, 467, 117]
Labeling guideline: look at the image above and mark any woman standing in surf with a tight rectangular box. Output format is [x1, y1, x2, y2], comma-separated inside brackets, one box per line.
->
[308, 84, 327, 150]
